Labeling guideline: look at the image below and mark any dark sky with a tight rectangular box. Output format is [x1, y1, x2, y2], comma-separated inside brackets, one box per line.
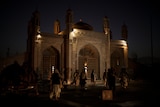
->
[0, 0, 160, 59]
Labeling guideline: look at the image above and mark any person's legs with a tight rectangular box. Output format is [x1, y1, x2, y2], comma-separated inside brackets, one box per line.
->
[54, 85, 59, 100]
[58, 85, 61, 98]
[51, 85, 56, 100]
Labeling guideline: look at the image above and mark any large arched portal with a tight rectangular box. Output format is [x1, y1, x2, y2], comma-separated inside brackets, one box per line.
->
[78, 44, 100, 79]
[42, 46, 59, 80]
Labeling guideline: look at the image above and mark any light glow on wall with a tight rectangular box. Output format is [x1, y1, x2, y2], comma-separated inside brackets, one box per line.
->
[121, 40, 127, 46]
[37, 34, 41, 40]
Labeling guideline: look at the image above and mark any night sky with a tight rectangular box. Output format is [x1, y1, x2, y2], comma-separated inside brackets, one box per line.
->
[0, 0, 160, 59]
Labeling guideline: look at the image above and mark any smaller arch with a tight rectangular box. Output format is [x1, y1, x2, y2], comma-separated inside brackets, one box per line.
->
[111, 48, 124, 74]
[42, 46, 60, 80]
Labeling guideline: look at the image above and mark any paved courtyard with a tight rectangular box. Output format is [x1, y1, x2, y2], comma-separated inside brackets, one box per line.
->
[0, 79, 159, 107]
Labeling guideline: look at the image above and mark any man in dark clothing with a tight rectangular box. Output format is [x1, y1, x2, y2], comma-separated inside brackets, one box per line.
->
[80, 69, 87, 89]
[50, 69, 61, 100]
[91, 69, 96, 85]
[103, 69, 107, 87]
[107, 68, 116, 95]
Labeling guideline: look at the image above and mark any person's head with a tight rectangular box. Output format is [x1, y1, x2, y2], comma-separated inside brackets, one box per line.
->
[108, 68, 111, 72]
[108, 68, 113, 74]
[55, 69, 59, 73]
[111, 67, 115, 71]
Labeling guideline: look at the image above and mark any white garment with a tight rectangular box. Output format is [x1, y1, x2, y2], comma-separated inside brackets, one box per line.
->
[50, 84, 61, 99]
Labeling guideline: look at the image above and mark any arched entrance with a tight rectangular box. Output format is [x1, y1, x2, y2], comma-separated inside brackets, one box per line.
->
[42, 46, 59, 80]
[78, 44, 100, 79]
[111, 49, 123, 75]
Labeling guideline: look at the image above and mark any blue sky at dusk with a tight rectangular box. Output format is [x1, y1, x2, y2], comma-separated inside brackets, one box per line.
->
[0, 0, 159, 59]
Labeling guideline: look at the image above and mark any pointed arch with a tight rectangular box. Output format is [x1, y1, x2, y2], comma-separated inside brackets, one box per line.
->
[42, 46, 60, 79]
[111, 48, 124, 73]
[78, 44, 100, 79]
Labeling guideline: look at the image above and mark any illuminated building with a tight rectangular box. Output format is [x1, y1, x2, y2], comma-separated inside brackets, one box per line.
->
[1, 8, 128, 84]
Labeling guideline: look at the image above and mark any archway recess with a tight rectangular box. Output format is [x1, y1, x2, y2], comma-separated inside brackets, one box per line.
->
[42, 46, 59, 79]
[78, 44, 100, 79]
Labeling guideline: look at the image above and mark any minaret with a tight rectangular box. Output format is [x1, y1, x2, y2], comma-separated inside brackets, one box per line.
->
[53, 19, 60, 35]
[103, 16, 112, 39]
[121, 23, 128, 41]
[65, 8, 73, 33]
[26, 9, 40, 73]
[103, 16, 111, 70]
[64, 8, 73, 83]
[121, 22, 128, 69]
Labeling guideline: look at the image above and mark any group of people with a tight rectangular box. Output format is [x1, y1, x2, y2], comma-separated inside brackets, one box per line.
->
[103, 67, 129, 96]
[71, 69, 97, 88]
[103, 68, 116, 95]
[119, 68, 129, 89]
[50, 68, 88, 100]
[49, 67, 129, 100]
[71, 69, 87, 89]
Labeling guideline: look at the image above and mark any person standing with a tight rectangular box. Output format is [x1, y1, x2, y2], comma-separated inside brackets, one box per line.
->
[71, 69, 80, 86]
[80, 69, 87, 89]
[103, 69, 108, 87]
[107, 68, 116, 95]
[119, 68, 129, 89]
[91, 69, 96, 86]
[50, 69, 62, 100]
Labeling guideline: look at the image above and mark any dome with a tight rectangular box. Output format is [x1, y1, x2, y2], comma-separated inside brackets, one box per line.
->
[72, 21, 93, 31]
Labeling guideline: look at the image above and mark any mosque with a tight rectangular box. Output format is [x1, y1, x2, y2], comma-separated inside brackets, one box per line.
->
[25, 8, 128, 83]
[1, 8, 128, 84]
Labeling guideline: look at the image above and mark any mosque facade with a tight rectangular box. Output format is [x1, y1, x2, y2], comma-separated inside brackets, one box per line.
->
[25, 8, 128, 83]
